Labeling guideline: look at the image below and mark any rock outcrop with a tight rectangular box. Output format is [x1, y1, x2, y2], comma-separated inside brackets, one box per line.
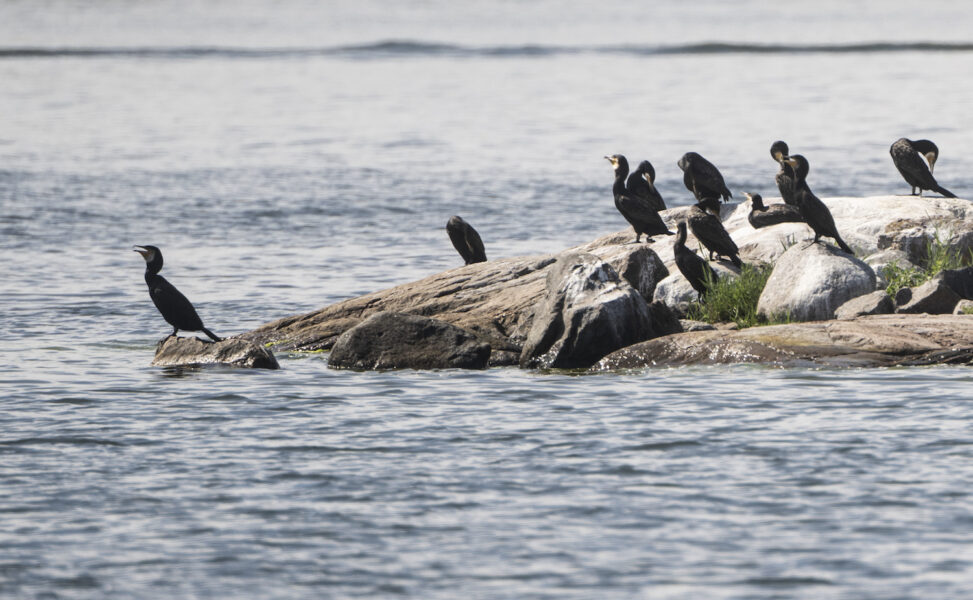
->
[757, 242, 876, 322]
[652, 261, 740, 317]
[596, 314, 973, 369]
[328, 312, 490, 370]
[239, 196, 972, 365]
[152, 336, 280, 369]
[895, 275, 962, 315]
[519, 253, 653, 369]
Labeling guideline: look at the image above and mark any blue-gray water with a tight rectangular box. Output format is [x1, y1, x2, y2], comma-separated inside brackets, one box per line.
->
[1, 2, 972, 598]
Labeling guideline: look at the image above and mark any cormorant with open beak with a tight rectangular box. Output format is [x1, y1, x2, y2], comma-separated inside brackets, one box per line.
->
[889, 138, 956, 198]
[626, 159, 666, 211]
[133, 245, 222, 342]
[446, 216, 487, 265]
[783, 155, 854, 254]
[677, 152, 732, 209]
[745, 192, 803, 229]
[606, 154, 674, 243]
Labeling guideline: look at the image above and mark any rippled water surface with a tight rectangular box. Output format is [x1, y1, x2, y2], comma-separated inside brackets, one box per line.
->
[1, 1, 972, 598]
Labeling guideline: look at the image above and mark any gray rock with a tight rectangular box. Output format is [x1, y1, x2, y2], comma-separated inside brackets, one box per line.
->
[834, 291, 894, 320]
[757, 242, 876, 322]
[895, 275, 962, 314]
[328, 312, 490, 370]
[596, 314, 973, 369]
[520, 253, 652, 369]
[647, 301, 683, 337]
[592, 245, 668, 301]
[152, 336, 280, 369]
[940, 267, 973, 300]
[954, 300, 973, 315]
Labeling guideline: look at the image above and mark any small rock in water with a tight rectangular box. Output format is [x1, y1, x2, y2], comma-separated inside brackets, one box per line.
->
[152, 336, 280, 369]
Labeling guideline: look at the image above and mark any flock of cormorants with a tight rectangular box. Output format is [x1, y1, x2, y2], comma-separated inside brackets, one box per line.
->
[135, 137, 959, 341]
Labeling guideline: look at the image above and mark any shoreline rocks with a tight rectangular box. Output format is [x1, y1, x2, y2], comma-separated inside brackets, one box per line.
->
[224, 195, 971, 371]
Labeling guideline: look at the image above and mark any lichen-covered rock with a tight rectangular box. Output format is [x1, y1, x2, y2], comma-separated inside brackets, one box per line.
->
[152, 336, 279, 369]
[328, 312, 490, 370]
[596, 314, 973, 369]
[519, 253, 652, 369]
[758, 242, 876, 322]
[895, 275, 962, 314]
[834, 290, 894, 320]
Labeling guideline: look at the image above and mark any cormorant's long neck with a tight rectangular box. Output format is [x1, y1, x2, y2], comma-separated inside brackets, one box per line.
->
[675, 226, 687, 248]
[144, 256, 163, 282]
[613, 170, 628, 196]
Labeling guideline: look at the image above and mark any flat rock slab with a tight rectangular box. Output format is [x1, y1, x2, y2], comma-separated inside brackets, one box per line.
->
[328, 312, 490, 370]
[596, 314, 973, 369]
[152, 336, 280, 369]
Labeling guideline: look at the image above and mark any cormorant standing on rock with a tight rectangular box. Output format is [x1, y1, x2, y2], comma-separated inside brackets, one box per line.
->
[687, 202, 742, 267]
[677, 152, 732, 206]
[889, 138, 956, 198]
[770, 140, 799, 206]
[606, 154, 674, 243]
[746, 192, 803, 229]
[783, 155, 854, 254]
[133, 245, 222, 342]
[446, 216, 487, 265]
[626, 159, 666, 211]
[674, 221, 717, 299]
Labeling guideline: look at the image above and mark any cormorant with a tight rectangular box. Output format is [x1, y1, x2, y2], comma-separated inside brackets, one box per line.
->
[889, 138, 956, 198]
[626, 159, 666, 211]
[446, 216, 487, 265]
[674, 221, 717, 299]
[606, 154, 674, 243]
[783, 155, 854, 254]
[687, 202, 742, 267]
[133, 245, 222, 342]
[770, 140, 798, 206]
[677, 152, 732, 206]
[745, 192, 803, 229]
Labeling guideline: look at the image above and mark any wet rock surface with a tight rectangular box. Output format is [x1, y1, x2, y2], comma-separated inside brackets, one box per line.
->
[328, 312, 490, 371]
[596, 314, 973, 369]
[152, 336, 280, 369]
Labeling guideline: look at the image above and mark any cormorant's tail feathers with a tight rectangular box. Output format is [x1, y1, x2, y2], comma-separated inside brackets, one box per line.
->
[731, 255, 742, 268]
[835, 237, 853, 255]
[202, 328, 223, 343]
[934, 184, 957, 198]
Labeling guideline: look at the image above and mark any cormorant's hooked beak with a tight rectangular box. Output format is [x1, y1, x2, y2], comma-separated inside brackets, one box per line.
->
[743, 192, 753, 202]
[642, 172, 655, 185]
[782, 156, 799, 169]
[772, 151, 784, 163]
[133, 245, 152, 261]
[925, 152, 937, 173]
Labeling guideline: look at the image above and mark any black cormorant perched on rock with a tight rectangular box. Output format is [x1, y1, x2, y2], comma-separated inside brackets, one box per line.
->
[677, 152, 732, 206]
[674, 221, 717, 299]
[889, 138, 956, 198]
[770, 140, 799, 206]
[626, 159, 666, 211]
[133, 245, 222, 342]
[783, 155, 854, 254]
[687, 202, 742, 267]
[446, 216, 487, 265]
[745, 192, 803, 229]
[606, 154, 674, 243]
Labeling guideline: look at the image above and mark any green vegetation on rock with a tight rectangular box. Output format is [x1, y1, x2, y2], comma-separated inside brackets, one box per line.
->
[883, 231, 973, 297]
[686, 263, 784, 329]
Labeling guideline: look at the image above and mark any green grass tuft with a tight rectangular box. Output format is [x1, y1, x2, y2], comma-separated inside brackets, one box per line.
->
[685, 263, 783, 328]
[882, 231, 973, 297]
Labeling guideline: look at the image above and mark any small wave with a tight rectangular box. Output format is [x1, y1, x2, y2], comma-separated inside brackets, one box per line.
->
[2, 40, 972, 60]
